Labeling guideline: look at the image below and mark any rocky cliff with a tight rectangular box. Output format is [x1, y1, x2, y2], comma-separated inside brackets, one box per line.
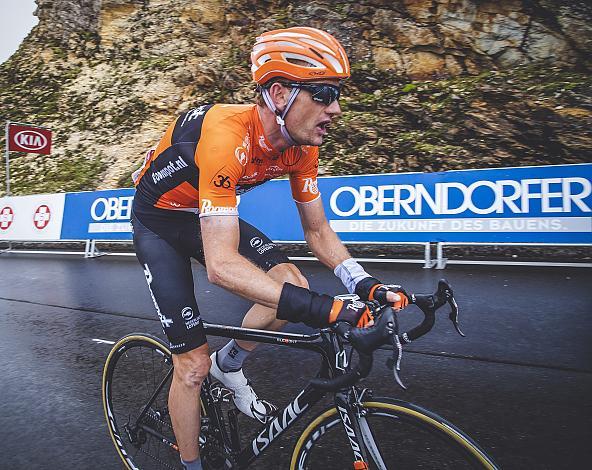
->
[0, 0, 590, 195]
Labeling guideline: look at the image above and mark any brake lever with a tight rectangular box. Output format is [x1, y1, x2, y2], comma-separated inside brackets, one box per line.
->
[384, 310, 407, 390]
[438, 279, 465, 337]
[448, 296, 465, 336]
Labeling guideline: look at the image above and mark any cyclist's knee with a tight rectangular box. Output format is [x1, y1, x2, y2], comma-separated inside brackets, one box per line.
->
[172, 345, 211, 388]
[269, 263, 309, 289]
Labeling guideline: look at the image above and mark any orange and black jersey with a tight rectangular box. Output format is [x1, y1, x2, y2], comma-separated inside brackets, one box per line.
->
[132, 104, 320, 218]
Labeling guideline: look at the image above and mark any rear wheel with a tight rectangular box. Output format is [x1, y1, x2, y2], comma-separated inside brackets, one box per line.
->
[290, 398, 498, 470]
[102, 334, 181, 470]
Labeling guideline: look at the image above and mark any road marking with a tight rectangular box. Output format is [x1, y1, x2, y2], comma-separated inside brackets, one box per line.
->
[92, 338, 115, 345]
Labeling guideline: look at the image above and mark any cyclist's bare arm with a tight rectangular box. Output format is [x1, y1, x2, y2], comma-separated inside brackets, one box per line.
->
[297, 197, 402, 305]
[296, 197, 351, 269]
[200, 215, 283, 309]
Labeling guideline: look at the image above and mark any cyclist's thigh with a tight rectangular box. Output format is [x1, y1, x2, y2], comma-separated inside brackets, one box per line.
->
[237, 218, 289, 272]
[132, 216, 206, 354]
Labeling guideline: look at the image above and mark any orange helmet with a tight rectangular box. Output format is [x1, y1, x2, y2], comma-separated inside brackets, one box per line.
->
[251, 27, 351, 85]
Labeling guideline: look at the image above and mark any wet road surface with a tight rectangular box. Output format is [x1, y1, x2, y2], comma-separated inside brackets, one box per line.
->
[0, 253, 591, 469]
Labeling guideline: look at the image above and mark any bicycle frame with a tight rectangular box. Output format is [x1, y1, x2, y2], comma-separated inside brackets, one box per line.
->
[131, 322, 373, 469]
[204, 322, 366, 469]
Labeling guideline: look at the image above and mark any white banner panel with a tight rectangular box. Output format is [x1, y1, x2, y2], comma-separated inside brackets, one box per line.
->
[0, 194, 65, 240]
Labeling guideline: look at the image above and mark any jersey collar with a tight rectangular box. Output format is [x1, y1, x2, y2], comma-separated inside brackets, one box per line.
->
[253, 105, 279, 159]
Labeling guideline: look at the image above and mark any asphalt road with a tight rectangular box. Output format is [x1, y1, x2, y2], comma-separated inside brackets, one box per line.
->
[0, 253, 591, 469]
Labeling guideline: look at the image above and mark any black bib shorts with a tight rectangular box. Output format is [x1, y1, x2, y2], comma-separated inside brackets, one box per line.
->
[132, 199, 289, 354]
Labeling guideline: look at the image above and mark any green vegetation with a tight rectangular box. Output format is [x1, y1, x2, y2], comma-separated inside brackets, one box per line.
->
[5, 152, 107, 195]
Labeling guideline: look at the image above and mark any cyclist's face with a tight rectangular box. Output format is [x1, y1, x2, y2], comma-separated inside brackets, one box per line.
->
[284, 80, 342, 146]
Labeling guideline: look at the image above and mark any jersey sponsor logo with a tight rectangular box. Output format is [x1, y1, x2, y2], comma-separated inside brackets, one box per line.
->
[33, 205, 51, 229]
[152, 156, 189, 184]
[264, 165, 285, 178]
[200, 198, 238, 216]
[251, 156, 264, 165]
[302, 177, 319, 195]
[250, 236, 276, 255]
[346, 300, 365, 311]
[182, 306, 201, 329]
[253, 390, 309, 456]
[181, 307, 194, 320]
[235, 133, 251, 166]
[180, 105, 207, 127]
[250, 237, 263, 248]
[240, 171, 258, 182]
[213, 174, 231, 189]
[143, 264, 174, 329]
[0, 206, 14, 230]
[256, 242, 275, 255]
[258, 134, 272, 152]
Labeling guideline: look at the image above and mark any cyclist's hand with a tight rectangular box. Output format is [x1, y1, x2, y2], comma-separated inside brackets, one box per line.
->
[355, 278, 409, 310]
[373, 285, 409, 310]
[329, 298, 374, 328]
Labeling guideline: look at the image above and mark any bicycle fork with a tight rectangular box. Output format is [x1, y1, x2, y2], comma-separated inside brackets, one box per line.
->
[335, 390, 387, 470]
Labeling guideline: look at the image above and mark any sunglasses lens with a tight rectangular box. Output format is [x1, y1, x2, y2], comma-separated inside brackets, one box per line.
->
[311, 85, 340, 105]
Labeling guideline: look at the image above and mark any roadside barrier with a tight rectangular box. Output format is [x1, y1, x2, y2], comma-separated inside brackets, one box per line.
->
[1, 164, 590, 267]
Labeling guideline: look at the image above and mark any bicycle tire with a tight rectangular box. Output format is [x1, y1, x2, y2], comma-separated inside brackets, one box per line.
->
[290, 397, 499, 470]
[102, 333, 182, 470]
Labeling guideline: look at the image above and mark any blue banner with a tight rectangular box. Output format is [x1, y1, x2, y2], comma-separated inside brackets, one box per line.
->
[238, 164, 592, 243]
[58, 164, 591, 244]
[61, 189, 134, 240]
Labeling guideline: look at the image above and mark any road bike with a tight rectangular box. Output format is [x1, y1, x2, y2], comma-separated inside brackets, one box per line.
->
[102, 279, 499, 469]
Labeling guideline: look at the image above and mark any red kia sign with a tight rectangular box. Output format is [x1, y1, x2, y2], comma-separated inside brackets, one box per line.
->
[8, 124, 52, 154]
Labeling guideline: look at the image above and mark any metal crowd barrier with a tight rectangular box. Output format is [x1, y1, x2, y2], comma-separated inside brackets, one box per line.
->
[435, 242, 592, 269]
[3, 239, 591, 268]
[1, 239, 435, 267]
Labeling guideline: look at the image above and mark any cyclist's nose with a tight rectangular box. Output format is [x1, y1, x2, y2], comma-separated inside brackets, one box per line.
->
[326, 99, 342, 116]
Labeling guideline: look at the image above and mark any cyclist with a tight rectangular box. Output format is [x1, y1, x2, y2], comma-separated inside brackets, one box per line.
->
[131, 26, 407, 470]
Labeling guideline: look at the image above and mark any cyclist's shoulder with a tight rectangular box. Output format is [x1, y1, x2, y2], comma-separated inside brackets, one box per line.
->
[203, 104, 257, 130]
[285, 145, 319, 172]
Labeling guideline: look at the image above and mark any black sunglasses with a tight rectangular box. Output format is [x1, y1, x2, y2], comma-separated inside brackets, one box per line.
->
[285, 82, 341, 106]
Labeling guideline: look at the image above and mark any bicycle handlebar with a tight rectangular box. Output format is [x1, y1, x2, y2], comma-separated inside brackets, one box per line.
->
[310, 279, 464, 392]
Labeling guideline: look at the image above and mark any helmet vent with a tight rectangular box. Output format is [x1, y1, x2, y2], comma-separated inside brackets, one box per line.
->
[309, 48, 324, 60]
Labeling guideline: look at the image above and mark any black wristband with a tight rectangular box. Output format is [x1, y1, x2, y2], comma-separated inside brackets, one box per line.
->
[277, 283, 334, 328]
[354, 277, 381, 300]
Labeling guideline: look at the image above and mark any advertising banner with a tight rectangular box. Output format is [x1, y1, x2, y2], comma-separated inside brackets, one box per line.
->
[0, 194, 65, 240]
[61, 189, 134, 240]
[7, 124, 52, 155]
[238, 164, 592, 243]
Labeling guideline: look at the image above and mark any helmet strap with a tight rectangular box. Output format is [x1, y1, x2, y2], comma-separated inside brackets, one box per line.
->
[262, 87, 300, 147]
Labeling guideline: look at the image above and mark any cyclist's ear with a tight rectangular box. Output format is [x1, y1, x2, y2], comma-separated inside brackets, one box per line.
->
[267, 82, 290, 111]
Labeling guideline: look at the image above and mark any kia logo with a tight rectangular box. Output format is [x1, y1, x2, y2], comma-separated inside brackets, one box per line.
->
[14, 130, 48, 151]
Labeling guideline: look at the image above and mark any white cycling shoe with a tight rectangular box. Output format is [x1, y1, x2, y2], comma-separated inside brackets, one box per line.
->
[209, 351, 277, 423]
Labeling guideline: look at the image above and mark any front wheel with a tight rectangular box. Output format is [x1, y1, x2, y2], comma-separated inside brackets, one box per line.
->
[290, 397, 499, 470]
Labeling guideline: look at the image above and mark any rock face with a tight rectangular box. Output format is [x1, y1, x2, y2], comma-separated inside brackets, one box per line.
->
[0, 0, 590, 194]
